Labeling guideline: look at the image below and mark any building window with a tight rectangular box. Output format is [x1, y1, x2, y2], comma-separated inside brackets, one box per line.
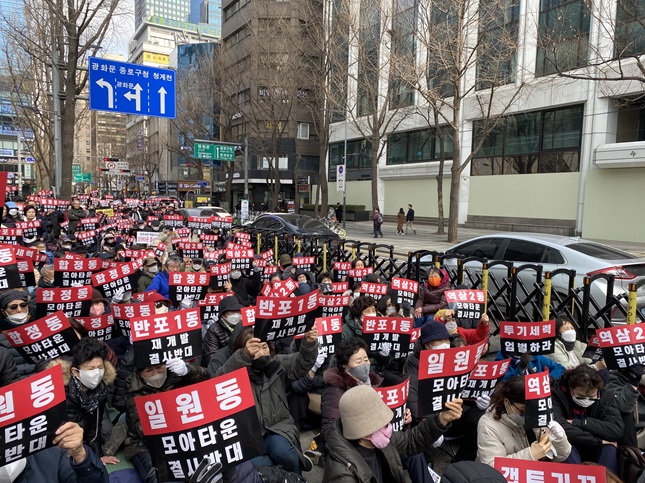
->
[615, 0, 645, 56]
[536, 0, 590, 76]
[357, 0, 381, 117]
[389, 0, 417, 109]
[476, 0, 519, 89]
[471, 105, 583, 176]
[386, 128, 453, 165]
[297, 122, 310, 140]
[329, 139, 373, 169]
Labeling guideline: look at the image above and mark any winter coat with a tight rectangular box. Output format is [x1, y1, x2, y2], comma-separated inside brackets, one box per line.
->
[323, 414, 449, 483]
[56, 358, 116, 455]
[124, 364, 208, 476]
[321, 368, 383, 443]
[495, 351, 566, 381]
[455, 321, 490, 345]
[476, 408, 571, 466]
[403, 340, 424, 421]
[396, 212, 405, 231]
[207, 322, 247, 377]
[414, 271, 451, 315]
[202, 319, 232, 368]
[342, 312, 362, 340]
[604, 370, 639, 446]
[441, 461, 508, 483]
[214, 335, 318, 470]
[551, 386, 624, 451]
[545, 339, 592, 370]
[230, 269, 262, 306]
[112, 346, 135, 413]
[406, 208, 414, 222]
[0, 345, 18, 385]
[146, 270, 170, 298]
[66, 208, 87, 233]
[0, 317, 36, 378]
[14, 445, 108, 483]
[137, 271, 154, 293]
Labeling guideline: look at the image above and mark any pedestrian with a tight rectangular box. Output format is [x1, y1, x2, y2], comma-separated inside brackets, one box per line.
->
[372, 208, 383, 238]
[396, 207, 405, 235]
[335, 202, 343, 223]
[406, 203, 416, 235]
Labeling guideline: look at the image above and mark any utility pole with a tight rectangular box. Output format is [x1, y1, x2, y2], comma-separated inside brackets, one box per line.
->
[16, 134, 22, 196]
[52, 49, 63, 198]
[244, 136, 249, 199]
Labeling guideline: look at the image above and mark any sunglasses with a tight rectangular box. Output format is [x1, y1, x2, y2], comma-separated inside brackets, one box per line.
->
[572, 393, 599, 401]
[7, 303, 28, 311]
[154, 302, 167, 308]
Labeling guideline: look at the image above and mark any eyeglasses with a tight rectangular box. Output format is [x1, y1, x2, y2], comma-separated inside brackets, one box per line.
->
[154, 302, 167, 309]
[572, 393, 599, 401]
[7, 303, 28, 311]
[510, 402, 526, 416]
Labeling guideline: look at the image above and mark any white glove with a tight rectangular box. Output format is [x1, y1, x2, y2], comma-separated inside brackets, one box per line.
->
[166, 358, 188, 377]
[476, 394, 491, 411]
[432, 435, 444, 448]
[181, 296, 194, 309]
[548, 420, 566, 442]
[312, 351, 327, 372]
[379, 342, 391, 357]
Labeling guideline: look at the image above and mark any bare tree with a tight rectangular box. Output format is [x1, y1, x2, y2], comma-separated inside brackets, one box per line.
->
[0, 0, 124, 199]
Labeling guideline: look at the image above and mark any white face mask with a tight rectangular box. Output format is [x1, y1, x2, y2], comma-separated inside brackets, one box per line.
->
[561, 329, 577, 343]
[143, 370, 167, 389]
[8, 209, 17, 217]
[146, 265, 158, 274]
[192, 264, 202, 271]
[445, 321, 458, 333]
[224, 313, 242, 326]
[6, 311, 29, 325]
[571, 395, 596, 408]
[77, 368, 105, 390]
[386, 306, 396, 316]
[0, 457, 26, 482]
[155, 305, 169, 315]
[432, 342, 450, 350]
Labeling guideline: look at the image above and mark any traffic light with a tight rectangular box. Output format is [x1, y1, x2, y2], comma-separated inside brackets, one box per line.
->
[103, 157, 119, 162]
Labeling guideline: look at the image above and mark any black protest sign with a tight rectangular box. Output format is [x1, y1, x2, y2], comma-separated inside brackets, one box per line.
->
[188, 216, 213, 231]
[445, 289, 486, 329]
[1, 311, 78, 364]
[292, 256, 316, 273]
[0, 247, 22, 290]
[76, 230, 97, 247]
[332, 262, 352, 282]
[500, 321, 556, 356]
[168, 271, 210, 303]
[177, 242, 205, 260]
[17, 258, 36, 288]
[390, 277, 419, 308]
[54, 257, 102, 287]
[461, 359, 511, 399]
[583, 334, 604, 363]
[199, 233, 219, 248]
[112, 301, 156, 339]
[198, 293, 236, 325]
[163, 215, 184, 229]
[225, 247, 254, 271]
[131, 307, 203, 369]
[362, 316, 414, 360]
[135, 367, 265, 479]
[317, 293, 350, 319]
[209, 262, 231, 290]
[596, 324, 645, 369]
[0, 365, 68, 466]
[254, 290, 319, 341]
[418, 339, 487, 416]
[525, 369, 554, 428]
[16, 220, 41, 241]
[359, 282, 389, 301]
[74, 314, 116, 341]
[295, 316, 343, 358]
[35, 285, 93, 318]
[91, 259, 143, 298]
[375, 378, 410, 432]
[0, 228, 23, 245]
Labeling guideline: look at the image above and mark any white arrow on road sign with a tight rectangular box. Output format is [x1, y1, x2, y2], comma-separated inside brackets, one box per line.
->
[124, 84, 143, 111]
[96, 78, 114, 108]
[158, 87, 167, 114]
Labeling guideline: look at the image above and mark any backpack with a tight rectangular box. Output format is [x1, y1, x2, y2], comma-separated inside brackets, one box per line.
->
[618, 445, 645, 483]
[377, 213, 383, 224]
[257, 466, 308, 483]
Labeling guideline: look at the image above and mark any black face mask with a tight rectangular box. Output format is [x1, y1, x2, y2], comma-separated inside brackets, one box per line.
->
[251, 356, 270, 371]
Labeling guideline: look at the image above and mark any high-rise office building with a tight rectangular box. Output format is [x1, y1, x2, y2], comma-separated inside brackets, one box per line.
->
[134, 0, 192, 29]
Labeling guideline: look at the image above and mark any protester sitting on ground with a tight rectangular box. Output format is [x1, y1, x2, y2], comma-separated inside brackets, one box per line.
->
[0, 345, 18, 385]
[604, 364, 645, 446]
[213, 325, 319, 475]
[227, 258, 262, 306]
[145, 256, 182, 298]
[545, 316, 606, 371]
[377, 294, 401, 317]
[476, 375, 571, 466]
[342, 295, 378, 340]
[497, 351, 566, 381]
[202, 295, 244, 367]
[552, 365, 623, 473]
[323, 385, 463, 482]
[0, 288, 36, 377]
[137, 257, 159, 293]
[124, 357, 208, 483]
[435, 308, 490, 345]
[317, 271, 334, 295]
[413, 267, 451, 327]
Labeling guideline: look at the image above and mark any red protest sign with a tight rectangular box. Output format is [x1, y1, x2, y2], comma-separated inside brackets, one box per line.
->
[494, 457, 606, 483]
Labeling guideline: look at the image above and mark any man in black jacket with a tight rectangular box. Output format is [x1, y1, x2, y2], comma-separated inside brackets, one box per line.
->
[405, 204, 416, 235]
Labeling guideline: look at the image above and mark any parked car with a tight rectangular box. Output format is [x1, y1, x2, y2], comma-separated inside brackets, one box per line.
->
[423, 233, 645, 325]
[179, 206, 231, 220]
[247, 213, 340, 240]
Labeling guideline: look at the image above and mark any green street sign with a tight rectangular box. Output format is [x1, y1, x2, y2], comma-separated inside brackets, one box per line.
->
[73, 173, 83, 182]
[194, 142, 235, 161]
[82, 173, 92, 182]
[73, 172, 92, 182]
[72, 164, 82, 175]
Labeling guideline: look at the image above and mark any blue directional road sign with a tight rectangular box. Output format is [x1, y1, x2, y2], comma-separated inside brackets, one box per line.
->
[88, 57, 176, 119]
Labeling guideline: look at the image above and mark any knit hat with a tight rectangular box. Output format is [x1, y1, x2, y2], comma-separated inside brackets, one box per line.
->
[218, 296, 244, 314]
[420, 320, 450, 346]
[339, 385, 393, 440]
[279, 254, 292, 267]
[0, 289, 28, 309]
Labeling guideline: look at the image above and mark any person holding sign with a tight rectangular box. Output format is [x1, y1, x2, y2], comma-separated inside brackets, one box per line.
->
[213, 325, 319, 475]
[435, 309, 490, 346]
[546, 317, 603, 371]
[413, 268, 451, 327]
[145, 256, 182, 299]
[324, 385, 462, 483]
[552, 365, 623, 472]
[0, 289, 36, 377]
[476, 376, 571, 466]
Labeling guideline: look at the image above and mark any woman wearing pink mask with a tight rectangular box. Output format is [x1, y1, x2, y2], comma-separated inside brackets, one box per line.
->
[90, 289, 108, 317]
[324, 385, 463, 482]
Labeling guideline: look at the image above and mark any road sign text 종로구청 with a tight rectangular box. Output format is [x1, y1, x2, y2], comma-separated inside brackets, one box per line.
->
[194, 142, 236, 161]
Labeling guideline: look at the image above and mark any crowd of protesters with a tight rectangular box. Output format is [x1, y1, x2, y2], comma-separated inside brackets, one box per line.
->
[0, 192, 639, 483]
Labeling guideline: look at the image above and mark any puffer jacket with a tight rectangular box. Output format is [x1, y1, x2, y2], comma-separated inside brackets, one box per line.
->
[111, 346, 135, 414]
[56, 358, 117, 455]
[552, 386, 624, 450]
[441, 461, 508, 483]
[14, 445, 108, 483]
[403, 340, 424, 421]
[137, 271, 154, 293]
[0, 317, 36, 378]
[146, 270, 170, 298]
[202, 319, 232, 368]
[214, 334, 318, 470]
[545, 339, 592, 370]
[124, 363, 208, 477]
[414, 270, 451, 315]
[341, 312, 362, 340]
[321, 368, 383, 443]
[604, 370, 639, 446]
[66, 207, 87, 233]
[476, 408, 571, 466]
[0, 345, 18, 385]
[323, 415, 449, 483]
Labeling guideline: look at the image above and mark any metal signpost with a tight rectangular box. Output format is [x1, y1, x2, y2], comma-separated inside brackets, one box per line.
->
[88, 57, 176, 119]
